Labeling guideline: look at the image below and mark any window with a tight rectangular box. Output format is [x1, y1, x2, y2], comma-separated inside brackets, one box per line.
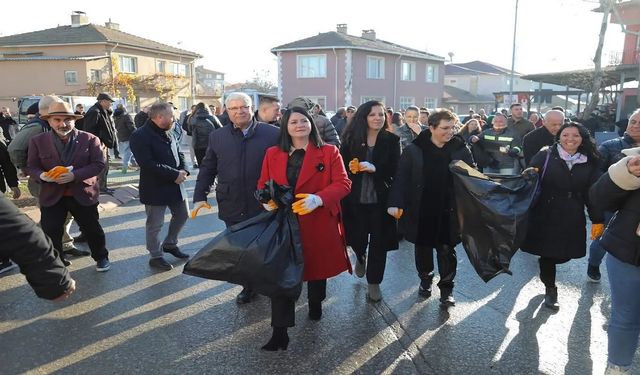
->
[399, 97, 415, 110]
[426, 64, 438, 83]
[401, 61, 415, 81]
[206, 73, 212, 79]
[90, 69, 102, 82]
[168, 63, 188, 76]
[156, 60, 165, 73]
[64, 71, 78, 85]
[303, 96, 327, 109]
[424, 97, 437, 109]
[367, 56, 385, 79]
[297, 54, 327, 78]
[361, 96, 385, 104]
[178, 97, 188, 111]
[119, 56, 137, 73]
[216, 74, 223, 80]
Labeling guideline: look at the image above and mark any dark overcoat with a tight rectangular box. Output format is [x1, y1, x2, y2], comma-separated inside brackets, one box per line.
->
[522, 146, 603, 259]
[340, 130, 400, 251]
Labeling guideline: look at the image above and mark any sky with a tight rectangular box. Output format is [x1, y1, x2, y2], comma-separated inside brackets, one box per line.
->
[2, 0, 628, 84]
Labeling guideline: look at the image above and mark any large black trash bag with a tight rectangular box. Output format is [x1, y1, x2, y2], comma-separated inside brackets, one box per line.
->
[183, 181, 304, 299]
[449, 161, 538, 282]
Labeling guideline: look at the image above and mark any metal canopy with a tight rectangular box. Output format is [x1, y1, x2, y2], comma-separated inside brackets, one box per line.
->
[521, 64, 638, 91]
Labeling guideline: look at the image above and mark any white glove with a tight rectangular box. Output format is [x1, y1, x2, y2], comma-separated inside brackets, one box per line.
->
[358, 161, 376, 173]
[39, 172, 56, 183]
[292, 193, 323, 215]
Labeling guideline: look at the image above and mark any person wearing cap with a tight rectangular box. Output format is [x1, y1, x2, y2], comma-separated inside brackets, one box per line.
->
[26, 101, 110, 271]
[192, 92, 279, 304]
[8, 95, 90, 258]
[287, 97, 340, 147]
[84, 93, 117, 194]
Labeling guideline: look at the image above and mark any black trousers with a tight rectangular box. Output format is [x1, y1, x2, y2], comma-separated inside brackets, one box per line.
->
[194, 148, 207, 167]
[415, 244, 457, 291]
[539, 257, 571, 288]
[270, 280, 326, 328]
[349, 204, 388, 284]
[40, 197, 108, 262]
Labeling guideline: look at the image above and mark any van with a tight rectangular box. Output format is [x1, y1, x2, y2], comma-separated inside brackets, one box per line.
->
[16, 95, 125, 125]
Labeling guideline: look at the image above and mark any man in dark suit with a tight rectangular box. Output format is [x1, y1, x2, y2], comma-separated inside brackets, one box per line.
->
[130, 102, 190, 271]
[84, 93, 116, 194]
[522, 110, 564, 166]
[27, 102, 110, 271]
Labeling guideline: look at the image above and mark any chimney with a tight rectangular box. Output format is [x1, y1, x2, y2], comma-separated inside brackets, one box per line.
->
[71, 11, 89, 27]
[337, 24, 348, 34]
[361, 29, 376, 41]
[105, 18, 120, 30]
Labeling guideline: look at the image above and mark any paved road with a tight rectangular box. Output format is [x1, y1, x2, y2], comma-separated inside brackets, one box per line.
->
[1, 177, 638, 374]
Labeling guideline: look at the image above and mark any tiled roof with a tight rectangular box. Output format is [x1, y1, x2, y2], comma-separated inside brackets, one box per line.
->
[271, 31, 444, 61]
[0, 55, 106, 61]
[0, 24, 200, 58]
[443, 85, 495, 103]
[445, 60, 521, 76]
[196, 66, 224, 75]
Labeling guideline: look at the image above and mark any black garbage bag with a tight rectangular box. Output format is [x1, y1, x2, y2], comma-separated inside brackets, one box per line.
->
[449, 161, 538, 282]
[183, 181, 304, 299]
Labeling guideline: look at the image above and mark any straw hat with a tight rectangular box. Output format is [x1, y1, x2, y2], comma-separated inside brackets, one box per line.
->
[40, 102, 84, 119]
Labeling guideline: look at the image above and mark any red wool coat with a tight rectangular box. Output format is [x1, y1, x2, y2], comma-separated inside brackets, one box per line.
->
[257, 144, 352, 281]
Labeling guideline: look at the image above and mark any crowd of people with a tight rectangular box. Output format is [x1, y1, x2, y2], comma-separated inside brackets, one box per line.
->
[1, 92, 639, 374]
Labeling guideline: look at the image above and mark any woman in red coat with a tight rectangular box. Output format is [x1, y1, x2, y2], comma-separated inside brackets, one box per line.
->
[257, 107, 352, 351]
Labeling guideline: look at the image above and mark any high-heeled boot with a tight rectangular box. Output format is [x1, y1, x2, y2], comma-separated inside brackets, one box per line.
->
[308, 301, 322, 320]
[261, 327, 289, 351]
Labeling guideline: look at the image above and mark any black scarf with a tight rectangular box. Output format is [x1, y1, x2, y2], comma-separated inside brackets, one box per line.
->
[51, 130, 77, 166]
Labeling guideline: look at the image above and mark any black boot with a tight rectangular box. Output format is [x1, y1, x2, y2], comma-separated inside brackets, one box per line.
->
[261, 327, 289, 351]
[309, 301, 322, 320]
[544, 287, 559, 310]
[418, 272, 434, 298]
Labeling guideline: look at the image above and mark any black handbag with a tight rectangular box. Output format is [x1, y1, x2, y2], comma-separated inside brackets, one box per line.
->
[183, 181, 304, 299]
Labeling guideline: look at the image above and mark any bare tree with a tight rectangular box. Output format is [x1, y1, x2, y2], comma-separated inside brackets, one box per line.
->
[583, 0, 613, 119]
[243, 69, 277, 93]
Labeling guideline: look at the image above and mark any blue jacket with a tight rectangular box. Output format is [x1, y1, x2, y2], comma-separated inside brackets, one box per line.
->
[193, 119, 279, 224]
[597, 133, 637, 172]
[130, 120, 187, 206]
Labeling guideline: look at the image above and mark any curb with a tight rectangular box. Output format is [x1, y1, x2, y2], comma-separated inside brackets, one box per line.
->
[21, 184, 139, 222]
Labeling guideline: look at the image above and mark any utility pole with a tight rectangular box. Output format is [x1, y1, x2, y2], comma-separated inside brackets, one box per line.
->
[509, 0, 519, 107]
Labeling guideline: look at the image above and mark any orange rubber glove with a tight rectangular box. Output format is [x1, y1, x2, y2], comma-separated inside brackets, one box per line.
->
[348, 158, 360, 174]
[45, 166, 72, 179]
[191, 201, 212, 219]
[263, 200, 277, 211]
[591, 223, 605, 240]
[386, 207, 403, 219]
[291, 193, 323, 215]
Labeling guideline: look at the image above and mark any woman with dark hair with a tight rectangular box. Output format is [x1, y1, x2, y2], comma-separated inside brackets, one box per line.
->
[256, 107, 352, 351]
[522, 122, 604, 310]
[340, 100, 400, 302]
[387, 109, 475, 306]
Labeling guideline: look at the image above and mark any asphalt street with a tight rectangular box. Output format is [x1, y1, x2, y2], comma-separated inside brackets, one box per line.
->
[1, 176, 639, 375]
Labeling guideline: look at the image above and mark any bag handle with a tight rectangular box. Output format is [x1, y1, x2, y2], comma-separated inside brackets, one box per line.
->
[539, 149, 551, 182]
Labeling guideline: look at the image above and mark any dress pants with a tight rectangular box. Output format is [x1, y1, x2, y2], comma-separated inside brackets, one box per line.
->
[349, 204, 387, 284]
[415, 244, 457, 291]
[538, 257, 571, 288]
[40, 197, 108, 262]
[144, 200, 189, 258]
[271, 280, 326, 328]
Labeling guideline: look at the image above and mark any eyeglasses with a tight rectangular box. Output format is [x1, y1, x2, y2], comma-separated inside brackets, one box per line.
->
[227, 105, 250, 112]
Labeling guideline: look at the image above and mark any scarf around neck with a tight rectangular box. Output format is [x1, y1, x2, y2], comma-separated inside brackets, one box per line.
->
[556, 144, 587, 170]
